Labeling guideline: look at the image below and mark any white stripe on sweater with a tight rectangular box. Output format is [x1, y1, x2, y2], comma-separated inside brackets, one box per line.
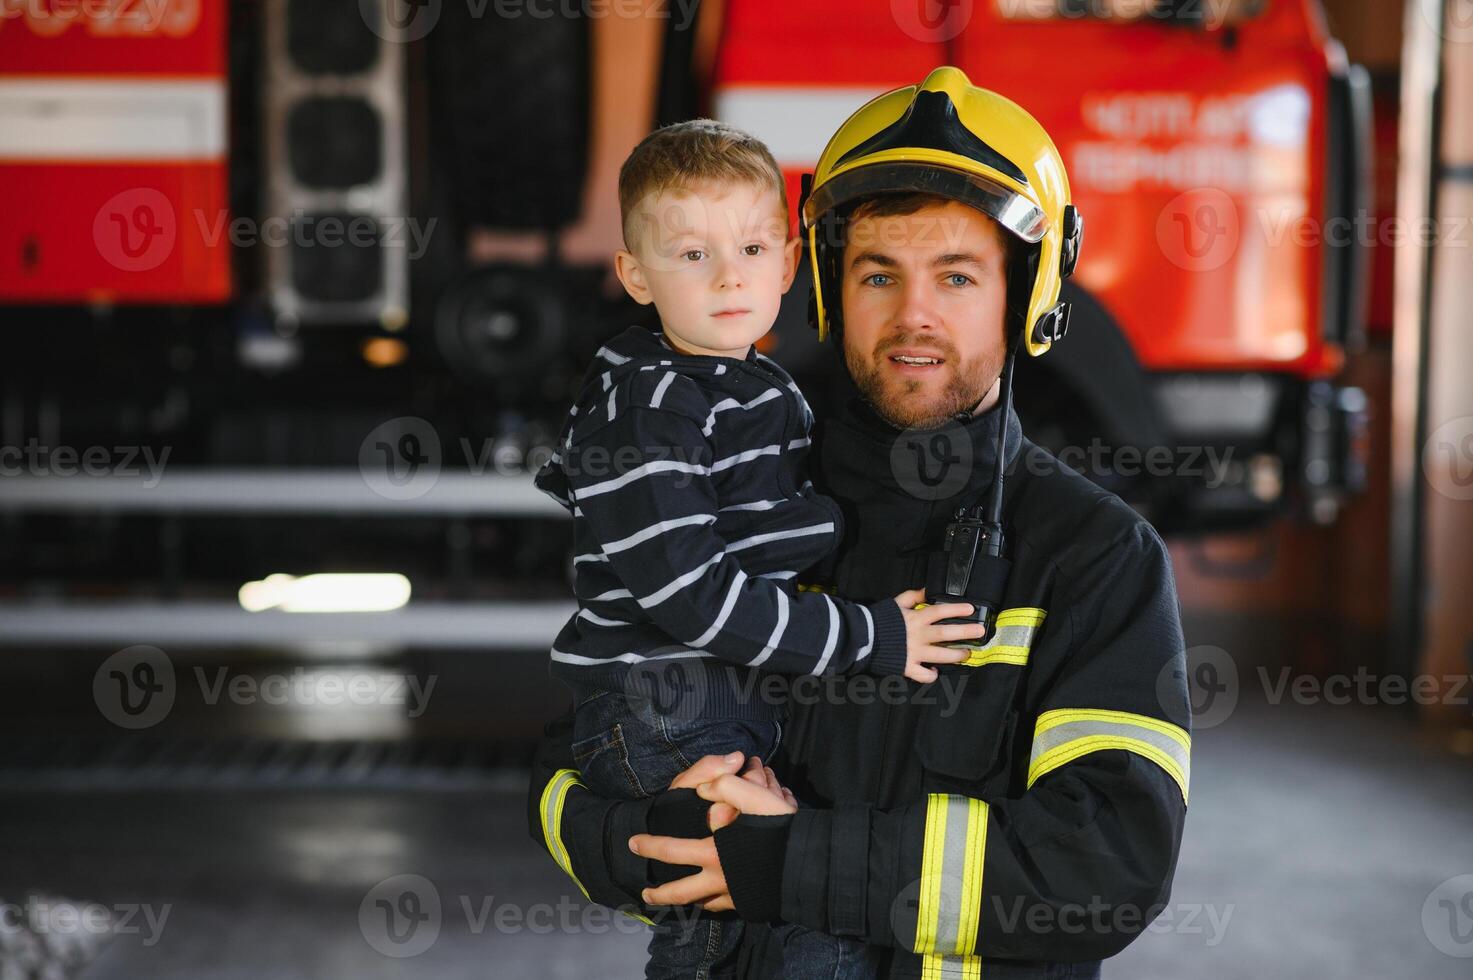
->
[810, 594, 841, 675]
[710, 443, 781, 473]
[602, 513, 716, 555]
[638, 553, 724, 608]
[650, 371, 677, 409]
[719, 498, 788, 512]
[746, 587, 790, 668]
[690, 570, 746, 648]
[574, 459, 708, 499]
[577, 609, 631, 627]
[551, 647, 715, 666]
[702, 388, 782, 436]
[728, 522, 834, 553]
[596, 346, 631, 365]
[855, 604, 875, 662]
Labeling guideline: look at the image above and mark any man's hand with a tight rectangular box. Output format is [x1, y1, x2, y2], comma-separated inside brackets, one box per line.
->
[630, 755, 795, 911]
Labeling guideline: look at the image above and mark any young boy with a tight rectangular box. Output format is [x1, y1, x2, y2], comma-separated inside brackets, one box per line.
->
[533, 120, 987, 977]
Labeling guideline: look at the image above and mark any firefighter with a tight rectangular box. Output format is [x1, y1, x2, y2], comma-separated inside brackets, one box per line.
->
[529, 66, 1190, 978]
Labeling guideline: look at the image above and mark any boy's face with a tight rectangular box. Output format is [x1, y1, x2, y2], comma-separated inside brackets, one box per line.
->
[839, 200, 1012, 430]
[616, 180, 801, 359]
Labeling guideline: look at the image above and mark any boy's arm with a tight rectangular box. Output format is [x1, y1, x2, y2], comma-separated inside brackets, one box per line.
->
[565, 383, 907, 679]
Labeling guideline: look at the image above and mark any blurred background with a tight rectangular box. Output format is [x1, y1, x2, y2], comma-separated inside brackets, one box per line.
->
[0, 0, 1471, 976]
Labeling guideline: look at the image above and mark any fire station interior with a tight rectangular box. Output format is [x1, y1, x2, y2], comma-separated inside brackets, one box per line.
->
[1, 0, 1471, 977]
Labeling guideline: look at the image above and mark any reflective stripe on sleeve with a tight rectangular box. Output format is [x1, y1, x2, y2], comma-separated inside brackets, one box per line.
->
[538, 768, 654, 925]
[915, 794, 989, 957]
[1027, 708, 1191, 805]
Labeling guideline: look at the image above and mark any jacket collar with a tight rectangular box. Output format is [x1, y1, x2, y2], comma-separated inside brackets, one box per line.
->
[814, 363, 1024, 507]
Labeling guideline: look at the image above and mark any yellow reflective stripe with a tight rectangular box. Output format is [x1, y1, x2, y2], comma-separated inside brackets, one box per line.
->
[1035, 707, 1191, 750]
[921, 953, 984, 979]
[955, 796, 986, 956]
[796, 581, 836, 595]
[539, 768, 654, 925]
[1027, 709, 1192, 806]
[914, 794, 989, 957]
[915, 793, 949, 953]
[911, 606, 1047, 667]
[540, 769, 593, 902]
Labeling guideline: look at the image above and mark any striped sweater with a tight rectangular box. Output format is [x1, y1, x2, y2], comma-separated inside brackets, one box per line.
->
[534, 325, 908, 717]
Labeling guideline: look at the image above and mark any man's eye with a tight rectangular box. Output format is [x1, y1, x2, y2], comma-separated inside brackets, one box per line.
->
[946, 273, 973, 287]
[682, 249, 705, 262]
[743, 244, 765, 256]
[863, 273, 892, 287]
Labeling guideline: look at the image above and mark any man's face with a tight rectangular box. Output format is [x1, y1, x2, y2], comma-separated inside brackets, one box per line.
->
[839, 200, 1011, 430]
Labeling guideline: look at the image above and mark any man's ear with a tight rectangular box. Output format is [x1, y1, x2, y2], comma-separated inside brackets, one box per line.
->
[779, 236, 802, 294]
[614, 249, 654, 306]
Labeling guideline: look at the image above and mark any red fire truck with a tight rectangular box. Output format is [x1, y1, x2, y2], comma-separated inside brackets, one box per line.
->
[699, 0, 1373, 531]
[0, 0, 1371, 621]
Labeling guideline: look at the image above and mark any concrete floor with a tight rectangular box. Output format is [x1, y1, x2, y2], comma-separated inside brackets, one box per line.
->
[2, 693, 1471, 979]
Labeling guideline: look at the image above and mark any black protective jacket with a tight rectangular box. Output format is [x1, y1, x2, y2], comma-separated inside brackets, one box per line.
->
[529, 367, 1192, 978]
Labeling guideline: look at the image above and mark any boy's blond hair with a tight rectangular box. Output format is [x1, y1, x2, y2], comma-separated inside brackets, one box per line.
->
[618, 119, 788, 249]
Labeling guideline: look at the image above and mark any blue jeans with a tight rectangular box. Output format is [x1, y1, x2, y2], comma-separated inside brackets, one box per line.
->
[572, 690, 872, 979]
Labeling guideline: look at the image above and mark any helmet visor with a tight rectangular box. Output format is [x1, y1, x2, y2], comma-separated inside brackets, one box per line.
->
[803, 161, 1048, 244]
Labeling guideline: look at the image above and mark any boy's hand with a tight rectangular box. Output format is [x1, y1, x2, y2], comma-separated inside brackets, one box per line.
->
[891, 588, 988, 684]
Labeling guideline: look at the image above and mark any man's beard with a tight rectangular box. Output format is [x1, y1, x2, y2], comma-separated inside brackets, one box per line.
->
[844, 339, 1001, 430]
